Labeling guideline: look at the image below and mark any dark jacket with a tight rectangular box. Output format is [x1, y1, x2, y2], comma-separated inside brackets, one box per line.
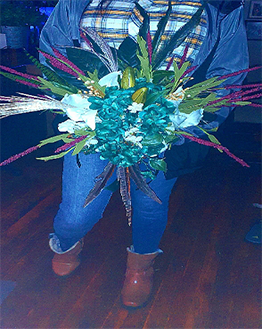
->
[39, 0, 249, 178]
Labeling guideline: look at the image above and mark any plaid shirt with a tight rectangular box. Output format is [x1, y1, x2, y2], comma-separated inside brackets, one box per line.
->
[80, 0, 207, 69]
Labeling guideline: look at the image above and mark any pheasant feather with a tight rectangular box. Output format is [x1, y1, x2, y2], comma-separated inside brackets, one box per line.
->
[81, 27, 118, 72]
[129, 164, 162, 204]
[83, 162, 116, 208]
[117, 167, 132, 225]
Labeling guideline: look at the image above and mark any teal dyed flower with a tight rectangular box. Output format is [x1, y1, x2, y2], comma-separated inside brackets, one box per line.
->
[82, 81, 183, 167]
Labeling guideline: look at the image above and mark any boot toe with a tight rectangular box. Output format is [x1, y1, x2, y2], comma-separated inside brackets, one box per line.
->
[52, 260, 80, 276]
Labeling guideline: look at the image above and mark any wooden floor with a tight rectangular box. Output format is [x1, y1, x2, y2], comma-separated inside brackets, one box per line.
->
[1, 140, 261, 328]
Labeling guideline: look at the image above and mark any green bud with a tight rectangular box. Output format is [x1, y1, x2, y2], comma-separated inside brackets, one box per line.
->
[121, 67, 135, 89]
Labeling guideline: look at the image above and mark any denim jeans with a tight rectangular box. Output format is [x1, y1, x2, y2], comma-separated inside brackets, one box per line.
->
[53, 152, 177, 254]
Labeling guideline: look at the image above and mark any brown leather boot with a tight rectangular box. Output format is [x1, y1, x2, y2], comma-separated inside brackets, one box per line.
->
[121, 247, 162, 308]
[49, 236, 84, 277]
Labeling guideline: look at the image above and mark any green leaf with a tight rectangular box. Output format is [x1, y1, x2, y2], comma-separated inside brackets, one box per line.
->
[173, 131, 194, 136]
[178, 99, 204, 114]
[87, 70, 106, 96]
[203, 98, 234, 113]
[199, 128, 221, 145]
[197, 128, 223, 153]
[0, 71, 41, 86]
[164, 134, 179, 144]
[36, 148, 73, 161]
[152, 70, 174, 84]
[142, 133, 163, 147]
[184, 77, 226, 99]
[172, 61, 190, 90]
[140, 170, 157, 180]
[137, 36, 152, 82]
[232, 101, 251, 106]
[149, 158, 167, 172]
[208, 134, 221, 145]
[25, 50, 72, 87]
[72, 138, 89, 155]
[179, 93, 218, 114]
[38, 133, 73, 147]
[37, 77, 74, 97]
[144, 90, 167, 107]
[87, 69, 100, 83]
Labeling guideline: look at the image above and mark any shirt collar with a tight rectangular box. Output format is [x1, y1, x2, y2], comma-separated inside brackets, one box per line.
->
[137, 0, 154, 9]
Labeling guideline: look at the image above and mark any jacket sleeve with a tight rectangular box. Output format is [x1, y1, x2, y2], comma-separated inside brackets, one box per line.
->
[204, 2, 249, 128]
[165, 3, 249, 179]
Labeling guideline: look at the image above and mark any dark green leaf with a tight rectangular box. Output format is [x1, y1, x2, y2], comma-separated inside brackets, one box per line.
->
[152, 70, 174, 84]
[66, 47, 110, 79]
[144, 90, 167, 107]
[142, 133, 163, 147]
[149, 158, 167, 172]
[135, 2, 150, 41]
[117, 37, 140, 68]
[104, 179, 119, 192]
[151, 0, 172, 54]
[152, 6, 204, 70]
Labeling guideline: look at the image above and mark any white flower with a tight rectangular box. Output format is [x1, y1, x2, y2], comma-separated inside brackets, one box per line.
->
[169, 109, 204, 129]
[124, 127, 143, 147]
[58, 119, 87, 134]
[61, 94, 97, 130]
[167, 86, 185, 108]
[85, 137, 98, 147]
[98, 71, 122, 88]
[127, 102, 143, 113]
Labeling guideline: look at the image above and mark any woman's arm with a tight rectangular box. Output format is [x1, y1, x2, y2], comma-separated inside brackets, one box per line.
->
[39, 0, 91, 58]
[204, 2, 249, 127]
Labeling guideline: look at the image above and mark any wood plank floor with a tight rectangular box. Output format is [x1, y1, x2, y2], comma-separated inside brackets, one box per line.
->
[1, 143, 261, 328]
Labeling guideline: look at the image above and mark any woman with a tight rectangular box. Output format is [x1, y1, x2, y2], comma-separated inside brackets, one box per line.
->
[40, 0, 248, 308]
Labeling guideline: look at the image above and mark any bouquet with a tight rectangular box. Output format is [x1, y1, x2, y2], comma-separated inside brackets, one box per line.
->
[0, 3, 261, 224]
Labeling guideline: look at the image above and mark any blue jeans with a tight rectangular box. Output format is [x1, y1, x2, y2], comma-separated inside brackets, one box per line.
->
[53, 152, 177, 254]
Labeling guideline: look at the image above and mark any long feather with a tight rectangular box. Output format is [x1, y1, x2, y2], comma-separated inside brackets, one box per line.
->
[81, 27, 118, 72]
[153, 6, 204, 70]
[117, 167, 132, 225]
[129, 164, 162, 204]
[83, 162, 116, 207]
